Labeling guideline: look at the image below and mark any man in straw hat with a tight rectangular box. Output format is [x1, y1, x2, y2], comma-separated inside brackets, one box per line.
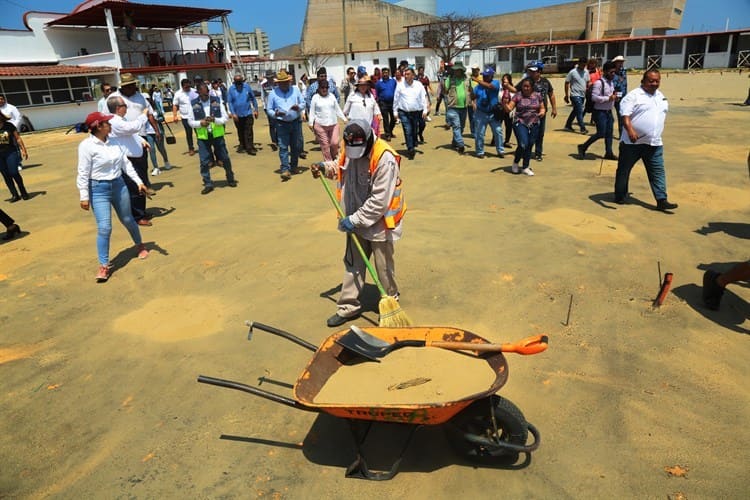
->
[311, 118, 406, 327]
[266, 69, 305, 181]
[444, 61, 473, 155]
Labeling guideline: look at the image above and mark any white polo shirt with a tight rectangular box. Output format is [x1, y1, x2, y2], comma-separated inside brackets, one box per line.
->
[619, 86, 668, 146]
[393, 80, 426, 112]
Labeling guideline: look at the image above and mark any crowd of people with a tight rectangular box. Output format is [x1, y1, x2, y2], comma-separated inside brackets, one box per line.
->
[1, 59, 746, 317]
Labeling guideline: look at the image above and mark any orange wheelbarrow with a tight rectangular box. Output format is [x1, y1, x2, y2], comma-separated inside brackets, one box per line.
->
[198, 322, 547, 480]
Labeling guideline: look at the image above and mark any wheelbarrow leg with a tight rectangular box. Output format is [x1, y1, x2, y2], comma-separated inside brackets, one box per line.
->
[344, 420, 422, 481]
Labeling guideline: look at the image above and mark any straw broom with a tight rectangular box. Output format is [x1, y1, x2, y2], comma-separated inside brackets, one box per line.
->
[319, 176, 411, 327]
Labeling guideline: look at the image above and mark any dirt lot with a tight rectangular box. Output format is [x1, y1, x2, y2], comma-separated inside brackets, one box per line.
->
[1, 70, 748, 499]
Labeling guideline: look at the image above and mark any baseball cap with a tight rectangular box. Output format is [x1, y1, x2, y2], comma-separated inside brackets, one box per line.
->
[85, 111, 114, 129]
[482, 67, 495, 77]
[527, 66, 539, 72]
[342, 119, 372, 159]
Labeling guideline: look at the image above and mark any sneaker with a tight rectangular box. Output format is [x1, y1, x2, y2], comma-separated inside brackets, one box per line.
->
[577, 144, 586, 159]
[96, 265, 110, 283]
[581, 128, 589, 134]
[497, 152, 505, 159]
[151, 167, 161, 176]
[137, 244, 149, 260]
[656, 199, 678, 211]
[521, 167, 535, 176]
[534, 154, 543, 161]
[280, 171, 292, 181]
[511, 162, 520, 174]
[162, 162, 172, 171]
[201, 186, 214, 195]
[476, 153, 485, 159]
[137, 218, 153, 226]
[702, 269, 725, 310]
[426, 116, 432, 122]
[458, 145, 465, 154]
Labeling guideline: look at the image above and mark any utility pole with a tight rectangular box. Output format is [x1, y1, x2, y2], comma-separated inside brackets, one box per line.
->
[342, 0, 348, 65]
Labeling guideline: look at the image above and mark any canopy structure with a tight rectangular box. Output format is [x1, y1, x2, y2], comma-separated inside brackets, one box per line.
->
[46, 1, 230, 29]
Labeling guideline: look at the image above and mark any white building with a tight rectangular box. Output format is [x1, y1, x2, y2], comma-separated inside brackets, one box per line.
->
[0, 0, 237, 130]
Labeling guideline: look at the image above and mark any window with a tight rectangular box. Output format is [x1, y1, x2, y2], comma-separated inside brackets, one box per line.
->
[415, 56, 425, 68]
[627, 42, 643, 57]
[708, 34, 730, 53]
[0, 76, 96, 107]
[373, 58, 379, 65]
[674, 8, 682, 15]
[497, 48, 510, 61]
[665, 38, 683, 55]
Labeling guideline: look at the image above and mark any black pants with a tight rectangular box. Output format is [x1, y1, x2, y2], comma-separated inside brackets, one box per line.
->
[235, 115, 255, 151]
[125, 153, 148, 221]
[379, 101, 395, 136]
[0, 208, 14, 228]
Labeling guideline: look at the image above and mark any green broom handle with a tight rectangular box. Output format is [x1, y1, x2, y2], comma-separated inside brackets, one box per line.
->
[319, 175, 388, 298]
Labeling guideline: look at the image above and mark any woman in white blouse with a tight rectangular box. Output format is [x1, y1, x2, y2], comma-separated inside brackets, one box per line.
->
[76, 111, 150, 283]
[343, 76, 381, 137]
[308, 80, 347, 161]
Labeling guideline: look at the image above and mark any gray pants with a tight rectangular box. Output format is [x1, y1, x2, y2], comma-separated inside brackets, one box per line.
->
[337, 236, 398, 317]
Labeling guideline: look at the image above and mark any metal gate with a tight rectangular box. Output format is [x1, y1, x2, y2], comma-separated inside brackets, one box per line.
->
[688, 53, 704, 69]
[738, 50, 750, 68]
[646, 55, 662, 71]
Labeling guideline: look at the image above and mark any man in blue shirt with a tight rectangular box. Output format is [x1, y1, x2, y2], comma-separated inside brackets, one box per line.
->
[375, 67, 397, 140]
[227, 74, 259, 155]
[471, 67, 505, 159]
[267, 70, 305, 181]
[612, 55, 628, 138]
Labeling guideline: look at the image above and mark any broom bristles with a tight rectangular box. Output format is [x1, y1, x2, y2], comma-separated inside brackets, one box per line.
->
[378, 296, 412, 327]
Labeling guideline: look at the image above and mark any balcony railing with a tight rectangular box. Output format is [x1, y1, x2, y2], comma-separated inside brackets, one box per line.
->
[120, 49, 229, 70]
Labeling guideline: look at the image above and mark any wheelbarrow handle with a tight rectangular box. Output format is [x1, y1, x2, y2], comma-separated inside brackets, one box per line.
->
[247, 321, 318, 352]
[197, 375, 317, 412]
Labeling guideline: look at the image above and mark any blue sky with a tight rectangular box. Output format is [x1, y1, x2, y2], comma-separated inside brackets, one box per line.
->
[1, 0, 748, 51]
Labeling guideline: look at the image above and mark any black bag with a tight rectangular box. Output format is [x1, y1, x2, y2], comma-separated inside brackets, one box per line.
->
[162, 119, 177, 145]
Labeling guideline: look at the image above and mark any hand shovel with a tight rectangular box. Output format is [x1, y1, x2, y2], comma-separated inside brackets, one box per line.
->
[335, 325, 548, 362]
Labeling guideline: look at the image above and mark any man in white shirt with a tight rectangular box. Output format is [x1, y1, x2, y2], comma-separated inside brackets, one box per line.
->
[107, 90, 153, 226]
[172, 78, 198, 155]
[614, 69, 677, 211]
[0, 95, 22, 130]
[97, 83, 113, 113]
[392, 67, 427, 160]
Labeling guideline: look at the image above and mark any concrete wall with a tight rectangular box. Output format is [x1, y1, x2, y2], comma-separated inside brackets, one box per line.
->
[24, 100, 98, 130]
[0, 14, 61, 63]
[301, 0, 437, 53]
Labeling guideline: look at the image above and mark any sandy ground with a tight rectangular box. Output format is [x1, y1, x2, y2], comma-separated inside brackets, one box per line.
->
[1, 71, 748, 498]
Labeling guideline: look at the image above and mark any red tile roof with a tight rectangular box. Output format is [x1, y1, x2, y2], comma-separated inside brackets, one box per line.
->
[0, 65, 116, 77]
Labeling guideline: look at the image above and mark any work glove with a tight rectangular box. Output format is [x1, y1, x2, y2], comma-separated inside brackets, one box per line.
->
[338, 216, 355, 233]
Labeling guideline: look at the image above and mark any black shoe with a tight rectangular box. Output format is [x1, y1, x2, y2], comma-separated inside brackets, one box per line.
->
[326, 312, 359, 328]
[564, 126, 575, 133]
[581, 128, 589, 134]
[614, 197, 626, 205]
[407, 149, 415, 160]
[577, 144, 586, 159]
[702, 269, 725, 310]
[201, 186, 214, 195]
[21, 193, 29, 200]
[534, 154, 543, 161]
[503, 142, 512, 148]
[248, 149, 257, 156]
[236, 148, 246, 153]
[458, 145, 465, 154]
[476, 153, 485, 159]
[418, 135, 424, 144]
[227, 180, 237, 187]
[3, 223, 20, 240]
[9, 195, 20, 203]
[299, 152, 308, 160]
[656, 199, 678, 211]
[270, 143, 278, 151]
[603, 153, 618, 161]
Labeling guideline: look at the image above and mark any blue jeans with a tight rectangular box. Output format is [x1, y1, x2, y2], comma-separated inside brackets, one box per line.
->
[445, 107, 467, 147]
[614, 143, 667, 202]
[468, 105, 475, 135]
[275, 120, 301, 172]
[582, 109, 614, 156]
[0, 149, 26, 198]
[145, 133, 169, 169]
[398, 110, 421, 151]
[534, 115, 547, 156]
[181, 118, 195, 151]
[90, 177, 141, 265]
[512, 122, 540, 168]
[565, 96, 586, 131]
[197, 135, 235, 187]
[473, 109, 504, 156]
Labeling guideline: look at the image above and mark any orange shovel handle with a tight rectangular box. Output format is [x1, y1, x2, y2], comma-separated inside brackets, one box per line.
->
[428, 335, 549, 355]
[502, 334, 549, 355]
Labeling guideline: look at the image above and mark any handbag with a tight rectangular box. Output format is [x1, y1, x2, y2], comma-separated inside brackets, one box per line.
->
[162, 118, 177, 144]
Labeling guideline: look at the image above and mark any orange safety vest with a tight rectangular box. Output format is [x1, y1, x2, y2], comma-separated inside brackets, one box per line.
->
[337, 139, 406, 229]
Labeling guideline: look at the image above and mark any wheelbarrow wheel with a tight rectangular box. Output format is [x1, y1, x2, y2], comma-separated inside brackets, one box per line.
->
[444, 395, 528, 464]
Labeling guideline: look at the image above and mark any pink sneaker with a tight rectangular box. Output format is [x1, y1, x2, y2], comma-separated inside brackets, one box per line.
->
[137, 244, 149, 260]
[96, 265, 110, 283]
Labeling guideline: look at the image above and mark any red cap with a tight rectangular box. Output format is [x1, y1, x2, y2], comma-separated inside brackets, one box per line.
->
[85, 111, 114, 129]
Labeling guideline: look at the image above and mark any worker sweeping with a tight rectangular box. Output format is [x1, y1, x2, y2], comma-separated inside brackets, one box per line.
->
[311, 118, 408, 328]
